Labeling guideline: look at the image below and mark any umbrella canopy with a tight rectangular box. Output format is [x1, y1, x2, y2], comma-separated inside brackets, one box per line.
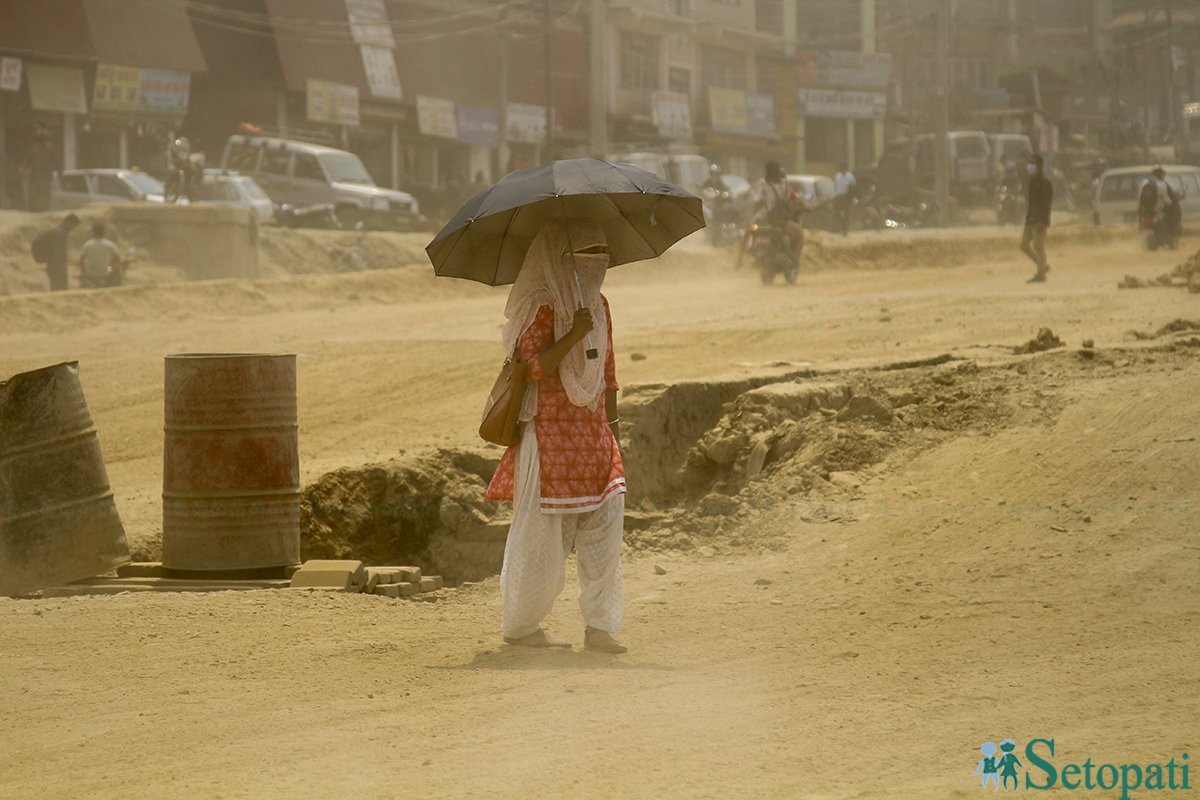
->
[425, 157, 706, 285]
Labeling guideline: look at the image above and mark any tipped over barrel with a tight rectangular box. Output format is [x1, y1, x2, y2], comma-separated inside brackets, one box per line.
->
[0, 362, 130, 596]
[162, 353, 300, 571]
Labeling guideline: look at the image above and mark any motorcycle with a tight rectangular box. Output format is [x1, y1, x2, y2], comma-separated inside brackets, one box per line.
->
[164, 138, 205, 203]
[1141, 210, 1179, 251]
[868, 198, 939, 229]
[702, 186, 742, 247]
[994, 182, 1024, 225]
[749, 222, 798, 285]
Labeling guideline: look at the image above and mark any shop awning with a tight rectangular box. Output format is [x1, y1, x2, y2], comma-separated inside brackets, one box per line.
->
[82, 0, 206, 72]
[0, 0, 205, 72]
[0, 0, 95, 62]
[265, 0, 402, 103]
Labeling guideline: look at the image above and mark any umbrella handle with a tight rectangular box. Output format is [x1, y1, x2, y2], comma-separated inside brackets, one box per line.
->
[561, 204, 600, 360]
[570, 264, 600, 360]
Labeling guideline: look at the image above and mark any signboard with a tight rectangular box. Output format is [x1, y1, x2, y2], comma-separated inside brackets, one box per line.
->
[708, 87, 748, 134]
[746, 92, 776, 138]
[795, 50, 892, 90]
[137, 68, 191, 115]
[417, 95, 458, 139]
[456, 105, 499, 147]
[345, 0, 395, 48]
[92, 64, 190, 115]
[26, 64, 87, 114]
[1, 57, 22, 92]
[797, 88, 887, 120]
[92, 64, 141, 111]
[708, 88, 775, 138]
[306, 79, 360, 126]
[507, 102, 546, 143]
[653, 90, 692, 140]
[361, 44, 402, 99]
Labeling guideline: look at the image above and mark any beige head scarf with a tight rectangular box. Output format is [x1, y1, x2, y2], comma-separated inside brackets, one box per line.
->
[502, 218, 610, 417]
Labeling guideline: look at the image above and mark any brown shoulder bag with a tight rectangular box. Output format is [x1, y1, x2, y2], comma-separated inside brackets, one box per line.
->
[478, 353, 527, 446]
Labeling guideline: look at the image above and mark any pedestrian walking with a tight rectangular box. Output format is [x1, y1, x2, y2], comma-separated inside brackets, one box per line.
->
[833, 163, 857, 235]
[1020, 154, 1053, 283]
[483, 219, 628, 653]
[425, 156, 704, 654]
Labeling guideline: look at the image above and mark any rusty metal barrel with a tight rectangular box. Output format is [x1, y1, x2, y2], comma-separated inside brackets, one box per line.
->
[162, 353, 300, 572]
[0, 362, 130, 596]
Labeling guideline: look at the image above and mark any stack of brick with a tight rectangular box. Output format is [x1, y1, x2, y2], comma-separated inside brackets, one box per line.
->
[288, 560, 444, 599]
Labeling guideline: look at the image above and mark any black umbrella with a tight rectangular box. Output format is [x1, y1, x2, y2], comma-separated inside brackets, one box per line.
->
[425, 157, 706, 287]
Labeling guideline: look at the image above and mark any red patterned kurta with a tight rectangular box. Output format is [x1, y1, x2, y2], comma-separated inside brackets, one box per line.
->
[485, 295, 625, 512]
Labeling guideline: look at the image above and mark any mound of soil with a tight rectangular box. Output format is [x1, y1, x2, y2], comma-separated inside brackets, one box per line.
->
[1013, 327, 1066, 354]
[301, 448, 503, 583]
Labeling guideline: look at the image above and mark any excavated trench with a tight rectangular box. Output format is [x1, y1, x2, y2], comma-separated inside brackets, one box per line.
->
[299, 333, 1200, 583]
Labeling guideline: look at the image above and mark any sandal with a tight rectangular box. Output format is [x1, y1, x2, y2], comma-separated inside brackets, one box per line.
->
[503, 629, 572, 649]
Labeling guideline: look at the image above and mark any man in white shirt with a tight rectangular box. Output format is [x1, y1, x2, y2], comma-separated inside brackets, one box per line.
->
[833, 163, 857, 235]
[78, 222, 124, 287]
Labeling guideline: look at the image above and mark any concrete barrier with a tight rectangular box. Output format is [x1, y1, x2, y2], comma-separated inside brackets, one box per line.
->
[110, 203, 259, 280]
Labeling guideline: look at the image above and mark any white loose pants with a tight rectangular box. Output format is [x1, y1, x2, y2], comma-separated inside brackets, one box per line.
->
[500, 427, 625, 640]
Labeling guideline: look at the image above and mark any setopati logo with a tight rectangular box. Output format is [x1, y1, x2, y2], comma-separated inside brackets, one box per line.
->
[974, 738, 1191, 799]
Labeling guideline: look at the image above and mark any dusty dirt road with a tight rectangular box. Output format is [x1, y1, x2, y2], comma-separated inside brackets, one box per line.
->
[1, 213, 1198, 799]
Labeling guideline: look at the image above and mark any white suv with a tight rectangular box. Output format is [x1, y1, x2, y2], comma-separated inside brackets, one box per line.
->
[219, 135, 420, 230]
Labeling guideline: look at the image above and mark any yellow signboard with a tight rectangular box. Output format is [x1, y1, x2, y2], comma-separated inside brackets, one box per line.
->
[708, 87, 748, 133]
[92, 64, 142, 112]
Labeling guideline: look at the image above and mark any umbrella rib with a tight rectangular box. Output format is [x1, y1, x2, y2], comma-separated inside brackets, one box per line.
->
[433, 225, 470, 278]
[604, 193, 661, 261]
[494, 202, 528, 284]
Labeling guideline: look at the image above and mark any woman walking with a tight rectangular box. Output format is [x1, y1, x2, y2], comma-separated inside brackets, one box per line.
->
[484, 218, 628, 654]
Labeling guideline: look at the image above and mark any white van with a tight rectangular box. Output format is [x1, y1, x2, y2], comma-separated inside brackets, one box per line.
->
[1092, 164, 1200, 226]
[877, 130, 992, 203]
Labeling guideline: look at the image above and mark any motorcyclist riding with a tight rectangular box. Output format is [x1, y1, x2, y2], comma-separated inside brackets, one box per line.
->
[1138, 165, 1181, 250]
[736, 160, 807, 274]
[702, 163, 740, 246]
[165, 135, 203, 202]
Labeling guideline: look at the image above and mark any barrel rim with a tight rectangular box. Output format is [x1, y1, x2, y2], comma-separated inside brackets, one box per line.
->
[164, 353, 296, 360]
[0, 360, 80, 390]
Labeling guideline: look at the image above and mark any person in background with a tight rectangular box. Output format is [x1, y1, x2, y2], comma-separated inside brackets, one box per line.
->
[832, 163, 857, 235]
[484, 218, 628, 654]
[40, 213, 80, 291]
[78, 222, 125, 288]
[1020, 154, 1053, 283]
[21, 123, 58, 212]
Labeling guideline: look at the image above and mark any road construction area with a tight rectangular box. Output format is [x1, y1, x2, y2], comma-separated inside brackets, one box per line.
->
[1, 208, 1197, 799]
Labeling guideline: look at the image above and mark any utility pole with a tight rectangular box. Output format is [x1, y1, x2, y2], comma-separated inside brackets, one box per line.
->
[1167, 0, 1176, 147]
[498, 5, 510, 176]
[544, 0, 555, 158]
[1144, 1, 1152, 160]
[589, 0, 608, 156]
[934, 0, 951, 224]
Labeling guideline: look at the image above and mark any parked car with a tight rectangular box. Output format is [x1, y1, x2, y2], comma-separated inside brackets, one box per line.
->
[194, 169, 275, 222]
[50, 169, 164, 210]
[1092, 164, 1200, 226]
[219, 135, 420, 230]
[787, 173, 838, 231]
